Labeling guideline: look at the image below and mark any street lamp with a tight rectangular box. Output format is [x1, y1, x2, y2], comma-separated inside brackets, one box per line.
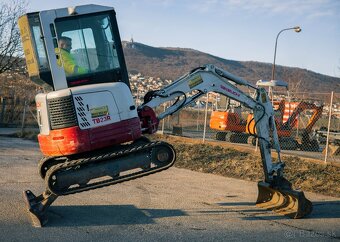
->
[271, 26, 301, 80]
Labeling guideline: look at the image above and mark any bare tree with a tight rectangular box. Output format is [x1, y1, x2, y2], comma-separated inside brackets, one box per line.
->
[0, 0, 26, 74]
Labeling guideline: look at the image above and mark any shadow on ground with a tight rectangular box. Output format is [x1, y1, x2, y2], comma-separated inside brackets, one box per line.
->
[213, 201, 340, 220]
[47, 204, 187, 227]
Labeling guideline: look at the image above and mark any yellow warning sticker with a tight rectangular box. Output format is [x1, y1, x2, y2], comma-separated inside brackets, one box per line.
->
[188, 75, 203, 89]
[90, 105, 109, 118]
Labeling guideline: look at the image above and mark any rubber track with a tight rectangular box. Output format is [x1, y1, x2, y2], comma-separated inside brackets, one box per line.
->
[45, 141, 175, 196]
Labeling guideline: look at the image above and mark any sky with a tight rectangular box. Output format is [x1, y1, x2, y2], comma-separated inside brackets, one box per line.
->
[19, 0, 340, 77]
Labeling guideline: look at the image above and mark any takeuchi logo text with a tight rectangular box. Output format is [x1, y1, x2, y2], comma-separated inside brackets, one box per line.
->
[220, 85, 240, 97]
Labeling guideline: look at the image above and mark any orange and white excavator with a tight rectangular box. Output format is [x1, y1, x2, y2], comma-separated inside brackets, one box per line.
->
[18, 4, 312, 227]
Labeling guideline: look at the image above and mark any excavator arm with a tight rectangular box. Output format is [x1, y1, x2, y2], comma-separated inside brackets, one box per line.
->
[138, 64, 312, 218]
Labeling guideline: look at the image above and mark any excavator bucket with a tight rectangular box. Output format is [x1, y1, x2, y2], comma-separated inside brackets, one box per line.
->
[256, 181, 313, 219]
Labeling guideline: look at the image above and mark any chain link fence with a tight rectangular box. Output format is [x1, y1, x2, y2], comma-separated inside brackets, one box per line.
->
[156, 91, 340, 163]
[0, 73, 39, 131]
[0, 95, 37, 128]
[1, 91, 339, 163]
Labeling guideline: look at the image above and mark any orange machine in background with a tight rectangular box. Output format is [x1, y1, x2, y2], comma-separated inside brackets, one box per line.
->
[211, 100, 323, 151]
[210, 107, 249, 143]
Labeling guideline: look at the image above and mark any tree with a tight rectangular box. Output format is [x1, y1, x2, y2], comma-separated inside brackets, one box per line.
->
[0, 0, 26, 74]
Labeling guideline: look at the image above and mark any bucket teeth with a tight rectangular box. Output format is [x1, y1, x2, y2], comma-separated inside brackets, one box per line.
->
[256, 181, 313, 219]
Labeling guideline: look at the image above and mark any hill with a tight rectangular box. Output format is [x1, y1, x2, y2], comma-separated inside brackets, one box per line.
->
[122, 41, 340, 94]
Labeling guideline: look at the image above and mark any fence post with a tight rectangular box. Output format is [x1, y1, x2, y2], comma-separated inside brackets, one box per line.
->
[21, 101, 27, 136]
[8, 94, 14, 124]
[167, 112, 170, 130]
[197, 103, 200, 131]
[255, 137, 259, 152]
[0, 97, 5, 125]
[203, 93, 209, 142]
[324, 91, 334, 163]
[28, 105, 38, 123]
[161, 104, 165, 134]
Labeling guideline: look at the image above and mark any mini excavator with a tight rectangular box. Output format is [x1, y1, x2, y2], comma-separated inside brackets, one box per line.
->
[18, 5, 312, 227]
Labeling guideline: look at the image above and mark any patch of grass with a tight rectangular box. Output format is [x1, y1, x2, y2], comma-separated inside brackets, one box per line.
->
[152, 134, 340, 197]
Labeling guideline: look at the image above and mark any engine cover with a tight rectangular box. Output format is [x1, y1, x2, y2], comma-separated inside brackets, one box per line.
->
[36, 82, 142, 156]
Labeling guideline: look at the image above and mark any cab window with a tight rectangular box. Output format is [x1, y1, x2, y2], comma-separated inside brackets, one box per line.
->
[54, 13, 123, 87]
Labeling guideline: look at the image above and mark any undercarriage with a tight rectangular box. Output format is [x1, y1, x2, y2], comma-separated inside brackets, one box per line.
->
[23, 137, 176, 227]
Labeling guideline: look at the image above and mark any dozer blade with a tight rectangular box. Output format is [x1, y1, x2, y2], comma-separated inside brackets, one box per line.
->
[256, 181, 313, 219]
[22, 190, 57, 227]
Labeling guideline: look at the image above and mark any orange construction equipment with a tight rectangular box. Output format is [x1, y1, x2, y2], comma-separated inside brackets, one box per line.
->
[246, 100, 323, 151]
[277, 101, 323, 151]
[210, 79, 288, 143]
[210, 109, 248, 142]
[212, 99, 323, 151]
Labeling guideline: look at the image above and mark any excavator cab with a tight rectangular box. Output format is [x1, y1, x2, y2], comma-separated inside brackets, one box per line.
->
[18, 5, 129, 91]
[18, 5, 142, 157]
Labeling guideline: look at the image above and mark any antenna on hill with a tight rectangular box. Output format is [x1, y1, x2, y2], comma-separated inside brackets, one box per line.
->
[130, 35, 135, 48]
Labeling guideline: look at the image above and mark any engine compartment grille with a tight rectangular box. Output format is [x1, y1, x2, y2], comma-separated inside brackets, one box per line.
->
[48, 96, 77, 130]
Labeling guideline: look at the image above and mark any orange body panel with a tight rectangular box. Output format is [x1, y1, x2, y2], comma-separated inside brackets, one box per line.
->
[38, 117, 142, 156]
[245, 114, 292, 137]
[245, 114, 255, 134]
[209, 111, 246, 133]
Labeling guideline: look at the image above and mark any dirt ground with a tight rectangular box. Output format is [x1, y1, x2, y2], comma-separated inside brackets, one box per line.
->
[150, 134, 340, 198]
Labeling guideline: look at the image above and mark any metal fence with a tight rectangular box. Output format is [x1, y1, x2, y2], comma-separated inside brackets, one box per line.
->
[0, 96, 37, 128]
[0, 91, 339, 163]
[156, 91, 340, 163]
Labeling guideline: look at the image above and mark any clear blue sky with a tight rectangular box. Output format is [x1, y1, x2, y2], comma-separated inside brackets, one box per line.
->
[25, 0, 340, 77]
